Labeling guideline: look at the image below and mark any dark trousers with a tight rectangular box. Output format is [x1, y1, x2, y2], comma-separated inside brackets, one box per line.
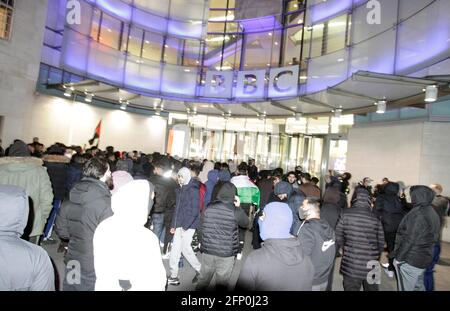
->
[151, 212, 165, 244]
[163, 211, 174, 254]
[385, 231, 397, 271]
[424, 243, 441, 291]
[343, 275, 379, 291]
[326, 249, 339, 291]
[196, 253, 235, 291]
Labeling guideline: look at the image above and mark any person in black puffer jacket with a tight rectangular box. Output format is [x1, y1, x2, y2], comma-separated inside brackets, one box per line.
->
[335, 187, 384, 291]
[55, 157, 113, 291]
[392, 185, 440, 291]
[42, 145, 70, 242]
[374, 182, 406, 274]
[196, 182, 248, 291]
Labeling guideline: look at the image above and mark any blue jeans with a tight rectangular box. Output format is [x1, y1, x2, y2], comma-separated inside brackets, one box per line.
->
[43, 199, 62, 238]
[152, 213, 165, 244]
[424, 243, 441, 291]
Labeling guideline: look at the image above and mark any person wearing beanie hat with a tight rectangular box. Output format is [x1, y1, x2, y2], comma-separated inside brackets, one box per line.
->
[236, 202, 314, 291]
[168, 167, 202, 286]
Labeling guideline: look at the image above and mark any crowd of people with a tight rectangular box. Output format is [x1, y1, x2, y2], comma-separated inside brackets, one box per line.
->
[0, 138, 449, 291]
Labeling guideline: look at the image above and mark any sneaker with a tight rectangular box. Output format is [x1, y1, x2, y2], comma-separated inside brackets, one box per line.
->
[167, 277, 180, 286]
[192, 271, 200, 284]
[236, 253, 242, 260]
[381, 262, 390, 269]
[159, 241, 164, 248]
[162, 252, 171, 260]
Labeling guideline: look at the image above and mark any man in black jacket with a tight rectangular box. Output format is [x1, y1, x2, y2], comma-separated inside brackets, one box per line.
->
[374, 182, 406, 277]
[55, 157, 113, 291]
[335, 188, 384, 291]
[296, 196, 336, 291]
[392, 185, 440, 291]
[149, 158, 176, 249]
[196, 182, 248, 291]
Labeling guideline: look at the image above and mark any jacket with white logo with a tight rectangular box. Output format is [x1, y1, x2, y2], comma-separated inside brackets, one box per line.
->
[297, 218, 336, 285]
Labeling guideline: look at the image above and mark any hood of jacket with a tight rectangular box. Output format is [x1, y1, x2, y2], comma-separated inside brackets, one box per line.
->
[323, 187, 340, 205]
[263, 238, 306, 266]
[218, 170, 231, 182]
[7, 140, 30, 157]
[259, 202, 293, 240]
[207, 169, 219, 184]
[69, 177, 111, 205]
[0, 185, 29, 237]
[199, 161, 214, 183]
[215, 182, 237, 204]
[274, 181, 293, 198]
[410, 185, 435, 208]
[178, 167, 192, 186]
[384, 182, 400, 196]
[111, 170, 134, 195]
[0, 157, 44, 172]
[303, 218, 335, 241]
[111, 180, 150, 226]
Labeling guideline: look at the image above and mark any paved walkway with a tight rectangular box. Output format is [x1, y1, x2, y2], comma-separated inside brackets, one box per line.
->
[42, 231, 450, 291]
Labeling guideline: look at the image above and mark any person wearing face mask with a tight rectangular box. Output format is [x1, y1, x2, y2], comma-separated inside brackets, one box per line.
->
[93, 180, 166, 291]
[55, 157, 113, 291]
[236, 202, 314, 291]
[392, 186, 440, 291]
[167, 167, 202, 286]
[296, 197, 336, 291]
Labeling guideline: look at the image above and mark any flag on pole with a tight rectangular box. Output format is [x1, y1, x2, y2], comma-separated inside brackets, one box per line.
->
[89, 120, 102, 147]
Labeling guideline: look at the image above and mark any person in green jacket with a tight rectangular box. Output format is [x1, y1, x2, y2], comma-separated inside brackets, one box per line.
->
[0, 140, 53, 244]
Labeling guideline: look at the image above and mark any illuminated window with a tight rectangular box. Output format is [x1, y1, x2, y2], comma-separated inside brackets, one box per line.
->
[325, 14, 348, 54]
[164, 37, 183, 65]
[142, 31, 163, 62]
[99, 13, 122, 49]
[91, 8, 101, 41]
[0, 0, 14, 40]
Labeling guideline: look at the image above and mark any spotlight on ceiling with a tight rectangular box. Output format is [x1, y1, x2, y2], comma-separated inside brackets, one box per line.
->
[295, 112, 302, 121]
[376, 100, 387, 114]
[334, 108, 342, 118]
[120, 103, 127, 110]
[85, 93, 93, 103]
[425, 85, 438, 102]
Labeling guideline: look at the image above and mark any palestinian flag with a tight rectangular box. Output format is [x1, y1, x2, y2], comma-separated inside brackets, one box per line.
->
[230, 175, 261, 208]
[89, 120, 102, 146]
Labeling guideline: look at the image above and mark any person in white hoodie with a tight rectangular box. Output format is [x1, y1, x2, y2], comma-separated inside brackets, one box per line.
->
[93, 180, 167, 291]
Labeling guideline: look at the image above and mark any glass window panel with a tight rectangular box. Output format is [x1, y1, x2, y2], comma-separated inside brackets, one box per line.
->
[325, 14, 347, 54]
[164, 37, 183, 65]
[121, 24, 129, 51]
[286, 0, 305, 13]
[243, 31, 275, 69]
[283, 25, 303, 65]
[210, 0, 234, 9]
[310, 23, 324, 58]
[0, 2, 13, 40]
[99, 13, 122, 49]
[127, 26, 143, 57]
[142, 31, 163, 61]
[182, 39, 201, 66]
[90, 8, 101, 40]
[133, 0, 169, 16]
[209, 10, 235, 22]
[285, 11, 304, 26]
[207, 22, 227, 33]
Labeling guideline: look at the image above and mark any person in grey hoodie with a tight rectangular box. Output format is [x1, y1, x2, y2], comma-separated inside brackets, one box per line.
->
[296, 196, 336, 291]
[0, 185, 55, 291]
[236, 201, 314, 291]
